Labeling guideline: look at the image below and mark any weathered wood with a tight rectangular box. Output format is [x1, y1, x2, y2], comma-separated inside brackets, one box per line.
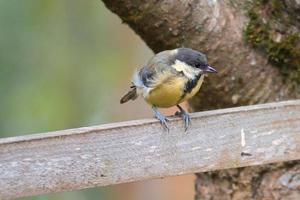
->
[0, 100, 300, 199]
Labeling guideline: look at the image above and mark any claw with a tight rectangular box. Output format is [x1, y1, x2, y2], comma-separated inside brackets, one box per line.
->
[152, 106, 170, 132]
[176, 105, 191, 132]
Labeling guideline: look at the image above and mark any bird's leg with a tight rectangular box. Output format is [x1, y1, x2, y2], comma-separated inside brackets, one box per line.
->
[176, 105, 191, 131]
[152, 106, 169, 132]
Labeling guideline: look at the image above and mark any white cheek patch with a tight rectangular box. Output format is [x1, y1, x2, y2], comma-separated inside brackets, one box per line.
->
[171, 60, 201, 79]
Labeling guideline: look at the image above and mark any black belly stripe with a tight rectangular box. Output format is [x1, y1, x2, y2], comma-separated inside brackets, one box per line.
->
[178, 74, 202, 103]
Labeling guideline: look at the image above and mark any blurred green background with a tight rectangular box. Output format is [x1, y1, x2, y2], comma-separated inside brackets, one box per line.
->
[0, 0, 154, 199]
[0, 0, 153, 137]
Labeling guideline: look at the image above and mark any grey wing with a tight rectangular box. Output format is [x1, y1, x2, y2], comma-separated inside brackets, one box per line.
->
[138, 66, 156, 87]
[136, 50, 178, 87]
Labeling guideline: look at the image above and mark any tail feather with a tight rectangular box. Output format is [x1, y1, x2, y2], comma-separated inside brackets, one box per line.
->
[120, 87, 138, 104]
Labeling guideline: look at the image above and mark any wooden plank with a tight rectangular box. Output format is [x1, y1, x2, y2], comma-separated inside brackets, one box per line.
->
[1, 100, 300, 199]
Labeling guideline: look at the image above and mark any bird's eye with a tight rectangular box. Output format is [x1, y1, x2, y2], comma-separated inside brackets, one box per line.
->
[195, 63, 201, 68]
[195, 63, 204, 68]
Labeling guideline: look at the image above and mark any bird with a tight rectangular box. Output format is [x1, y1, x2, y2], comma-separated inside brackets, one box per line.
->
[120, 48, 217, 131]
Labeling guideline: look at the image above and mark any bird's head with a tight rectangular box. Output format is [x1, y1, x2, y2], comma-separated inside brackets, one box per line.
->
[174, 48, 217, 74]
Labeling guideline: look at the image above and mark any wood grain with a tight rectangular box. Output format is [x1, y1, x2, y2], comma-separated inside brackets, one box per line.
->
[1, 100, 300, 199]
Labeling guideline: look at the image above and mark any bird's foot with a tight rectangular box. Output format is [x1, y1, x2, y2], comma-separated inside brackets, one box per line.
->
[152, 106, 170, 132]
[176, 105, 191, 132]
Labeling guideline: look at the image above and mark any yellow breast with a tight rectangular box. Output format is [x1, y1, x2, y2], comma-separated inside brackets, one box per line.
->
[144, 75, 204, 108]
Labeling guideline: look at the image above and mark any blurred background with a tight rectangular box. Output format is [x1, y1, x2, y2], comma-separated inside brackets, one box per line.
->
[0, 0, 194, 199]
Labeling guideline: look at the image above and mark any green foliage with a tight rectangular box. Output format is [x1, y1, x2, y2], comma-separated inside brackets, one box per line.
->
[244, 0, 300, 84]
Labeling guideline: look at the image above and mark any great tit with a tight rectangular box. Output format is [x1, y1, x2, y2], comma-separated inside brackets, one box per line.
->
[120, 48, 217, 131]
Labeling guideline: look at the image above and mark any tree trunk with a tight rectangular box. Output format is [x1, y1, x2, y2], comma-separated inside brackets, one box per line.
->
[101, 0, 300, 199]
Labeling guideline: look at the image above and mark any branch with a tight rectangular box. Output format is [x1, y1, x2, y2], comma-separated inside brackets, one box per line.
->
[1, 100, 300, 199]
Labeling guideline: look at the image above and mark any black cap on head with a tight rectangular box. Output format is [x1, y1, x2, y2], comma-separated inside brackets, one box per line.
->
[175, 48, 217, 73]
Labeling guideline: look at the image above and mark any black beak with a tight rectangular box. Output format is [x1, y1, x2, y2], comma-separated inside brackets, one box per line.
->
[204, 65, 217, 73]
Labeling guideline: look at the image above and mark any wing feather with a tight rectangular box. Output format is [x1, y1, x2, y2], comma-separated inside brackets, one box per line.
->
[136, 50, 179, 88]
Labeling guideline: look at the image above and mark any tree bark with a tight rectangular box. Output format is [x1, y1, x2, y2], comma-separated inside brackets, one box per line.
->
[195, 161, 300, 200]
[101, 0, 300, 199]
